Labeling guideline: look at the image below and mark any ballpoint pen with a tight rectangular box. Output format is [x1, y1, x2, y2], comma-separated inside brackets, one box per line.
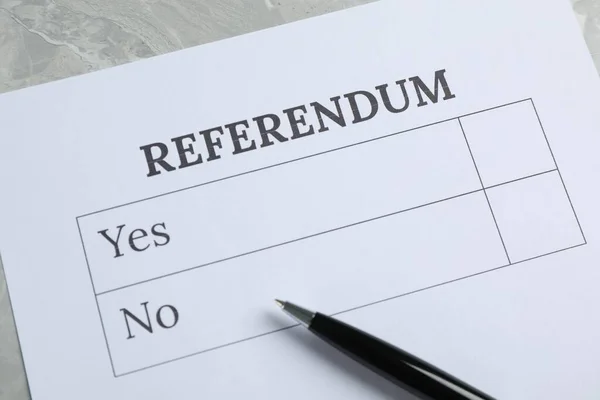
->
[275, 300, 496, 400]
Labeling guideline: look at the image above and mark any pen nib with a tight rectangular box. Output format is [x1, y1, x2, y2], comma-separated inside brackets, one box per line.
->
[273, 299, 316, 327]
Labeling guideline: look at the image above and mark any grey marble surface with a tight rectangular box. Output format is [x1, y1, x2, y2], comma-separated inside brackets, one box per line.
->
[0, 0, 599, 399]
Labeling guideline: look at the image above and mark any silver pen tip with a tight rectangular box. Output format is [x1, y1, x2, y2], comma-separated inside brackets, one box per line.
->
[274, 299, 316, 327]
[274, 299, 285, 308]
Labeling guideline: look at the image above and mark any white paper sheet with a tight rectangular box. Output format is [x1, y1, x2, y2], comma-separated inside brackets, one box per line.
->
[2, 0, 600, 398]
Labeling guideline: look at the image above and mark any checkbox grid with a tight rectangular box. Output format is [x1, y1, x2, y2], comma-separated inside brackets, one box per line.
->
[459, 100, 586, 264]
[77, 98, 588, 377]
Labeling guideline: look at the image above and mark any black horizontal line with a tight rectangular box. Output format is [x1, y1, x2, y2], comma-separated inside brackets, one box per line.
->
[115, 324, 300, 378]
[333, 242, 586, 316]
[484, 169, 557, 190]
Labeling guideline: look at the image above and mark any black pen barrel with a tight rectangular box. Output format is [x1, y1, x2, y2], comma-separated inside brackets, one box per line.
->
[309, 313, 496, 400]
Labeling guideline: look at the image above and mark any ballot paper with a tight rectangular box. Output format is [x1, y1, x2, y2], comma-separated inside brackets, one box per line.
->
[2, 0, 600, 398]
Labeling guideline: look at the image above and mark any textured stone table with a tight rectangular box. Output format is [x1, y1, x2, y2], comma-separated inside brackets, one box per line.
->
[0, 0, 599, 398]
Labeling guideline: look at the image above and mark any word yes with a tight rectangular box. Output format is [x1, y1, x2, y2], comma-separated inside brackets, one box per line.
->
[98, 223, 170, 258]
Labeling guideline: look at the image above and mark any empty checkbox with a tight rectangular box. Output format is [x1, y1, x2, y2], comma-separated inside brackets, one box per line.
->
[460, 101, 556, 187]
[486, 171, 584, 263]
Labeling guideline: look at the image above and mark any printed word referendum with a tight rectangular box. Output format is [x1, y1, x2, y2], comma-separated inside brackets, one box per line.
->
[139, 69, 456, 177]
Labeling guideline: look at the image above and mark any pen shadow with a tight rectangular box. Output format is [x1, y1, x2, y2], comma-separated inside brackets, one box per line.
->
[267, 313, 418, 400]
